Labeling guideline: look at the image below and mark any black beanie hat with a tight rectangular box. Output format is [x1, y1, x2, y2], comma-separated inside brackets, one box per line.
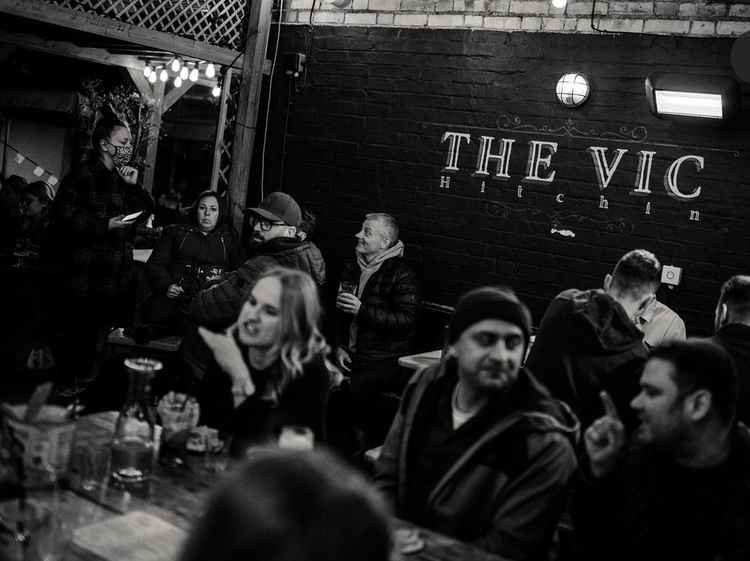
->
[448, 286, 532, 345]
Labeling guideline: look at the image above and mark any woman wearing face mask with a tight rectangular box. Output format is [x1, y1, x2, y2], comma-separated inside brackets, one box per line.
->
[141, 190, 241, 338]
[47, 106, 153, 385]
[197, 267, 335, 457]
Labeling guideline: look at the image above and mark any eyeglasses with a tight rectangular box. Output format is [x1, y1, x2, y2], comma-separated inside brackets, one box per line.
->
[255, 218, 287, 232]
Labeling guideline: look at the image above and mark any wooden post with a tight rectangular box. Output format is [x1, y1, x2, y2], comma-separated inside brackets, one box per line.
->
[210, 68, 233, 192]
[226, 0, 274, 233]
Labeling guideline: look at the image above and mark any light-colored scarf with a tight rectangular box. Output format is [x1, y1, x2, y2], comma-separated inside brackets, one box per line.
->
[349, 240, 405, 351]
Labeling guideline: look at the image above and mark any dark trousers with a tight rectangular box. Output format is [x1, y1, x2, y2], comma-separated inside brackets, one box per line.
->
[350, 355, 407, 447]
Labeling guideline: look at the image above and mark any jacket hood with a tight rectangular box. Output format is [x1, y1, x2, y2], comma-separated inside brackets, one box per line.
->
[249, 237, 326, 286]
[561, 288, 645, 354]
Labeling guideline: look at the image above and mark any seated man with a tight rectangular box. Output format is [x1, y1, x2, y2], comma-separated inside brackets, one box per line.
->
[710, 275, 750, 425]
[574, 339, 750, 561]
[334, 212, 418, 446]
[374, 286, 578, 560]
[526, 249, 655, 431]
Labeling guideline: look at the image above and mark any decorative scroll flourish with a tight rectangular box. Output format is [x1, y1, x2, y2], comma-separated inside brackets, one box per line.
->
[496, 115, 648, 142]
[494, 114, 741, 158]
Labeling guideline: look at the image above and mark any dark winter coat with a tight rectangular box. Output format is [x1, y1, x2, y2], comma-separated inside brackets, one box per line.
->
[375, 359, 578, 560]
[336, 257, 419, 362]
[525, 288, 649, 432]
[711, 323, 750, 426]
[145, 224, 242, 297]
[573, 424, 750, 561]
[187, 236, 326, 329]
[47, 158, 153, 298]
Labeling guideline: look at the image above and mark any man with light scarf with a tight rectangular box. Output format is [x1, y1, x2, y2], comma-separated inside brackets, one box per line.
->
[335, 213, 419, 447]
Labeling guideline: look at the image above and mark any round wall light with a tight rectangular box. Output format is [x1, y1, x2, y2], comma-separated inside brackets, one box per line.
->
[556, 73, 590, 108]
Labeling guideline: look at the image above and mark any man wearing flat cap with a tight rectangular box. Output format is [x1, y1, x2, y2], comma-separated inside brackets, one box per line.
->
[375, 286, 578, 561]
[180, 192, 325, 380]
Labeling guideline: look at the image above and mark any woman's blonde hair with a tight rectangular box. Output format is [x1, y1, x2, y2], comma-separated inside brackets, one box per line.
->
[258, 267, 330, 392]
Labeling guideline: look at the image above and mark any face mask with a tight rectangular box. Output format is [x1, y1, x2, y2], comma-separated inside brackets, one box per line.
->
[108, 143, 133, 167]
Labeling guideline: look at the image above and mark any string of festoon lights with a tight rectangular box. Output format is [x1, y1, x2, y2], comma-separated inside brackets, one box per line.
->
[142, 57, 222, 97]
[2, 140, 59, 197]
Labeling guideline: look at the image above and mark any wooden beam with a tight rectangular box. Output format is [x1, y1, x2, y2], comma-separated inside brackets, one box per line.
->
[0, 0, 243, 68]
[227, 0, 274, 233]
[126, 67, 154, 102]
[142, 79, 165, 194]
[0, 29, 222, 88]
[163, 81, 194, 112]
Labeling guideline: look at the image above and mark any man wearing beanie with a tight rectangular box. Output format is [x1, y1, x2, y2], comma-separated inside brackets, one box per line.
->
[375, 286, 578, 561]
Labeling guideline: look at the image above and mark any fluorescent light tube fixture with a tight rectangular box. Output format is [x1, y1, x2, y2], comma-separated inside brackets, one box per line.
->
[645, 73, 739, 122]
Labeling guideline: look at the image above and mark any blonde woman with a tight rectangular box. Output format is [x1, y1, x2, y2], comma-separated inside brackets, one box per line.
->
[198, 267, 335, 456]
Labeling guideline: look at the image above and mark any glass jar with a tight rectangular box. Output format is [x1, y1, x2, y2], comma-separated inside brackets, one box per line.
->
[109, 358, 162, 488]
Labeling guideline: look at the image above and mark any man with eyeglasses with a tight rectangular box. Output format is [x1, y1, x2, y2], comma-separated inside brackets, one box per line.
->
[181, 192, 325, 378]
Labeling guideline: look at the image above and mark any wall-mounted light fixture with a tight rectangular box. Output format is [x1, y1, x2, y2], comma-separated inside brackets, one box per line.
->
[644, 73, 740, 121]
[556, 73, 590, 108]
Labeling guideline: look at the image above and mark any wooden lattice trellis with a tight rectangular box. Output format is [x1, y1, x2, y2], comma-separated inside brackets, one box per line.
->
[48, 0, 247, 50]
[210, 69, 241, 195]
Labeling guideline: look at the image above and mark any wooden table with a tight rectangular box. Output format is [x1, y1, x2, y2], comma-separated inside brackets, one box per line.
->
[2, 412, 500, 561]
[398, 350, 442, 371]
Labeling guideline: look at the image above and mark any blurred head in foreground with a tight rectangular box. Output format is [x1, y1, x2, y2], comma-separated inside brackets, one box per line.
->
[179, 447, 392, 561]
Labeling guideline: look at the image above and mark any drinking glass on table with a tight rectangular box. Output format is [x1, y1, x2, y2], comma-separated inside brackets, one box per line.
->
[278, 426, 314, 450]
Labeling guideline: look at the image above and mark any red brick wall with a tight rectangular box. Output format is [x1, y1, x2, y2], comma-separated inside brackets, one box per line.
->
[259, 28, 750, 334]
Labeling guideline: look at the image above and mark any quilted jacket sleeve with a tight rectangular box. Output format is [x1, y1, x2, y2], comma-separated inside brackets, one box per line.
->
[358, 263, 419, 336]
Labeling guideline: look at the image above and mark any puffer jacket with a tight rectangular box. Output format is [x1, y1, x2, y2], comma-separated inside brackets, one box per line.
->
[525, 288, 649, 432]
[187, 236, 326, 329]
[145, 224, 242, 297]
[336, 256, 419, 361]
[374, 360, 579, 560]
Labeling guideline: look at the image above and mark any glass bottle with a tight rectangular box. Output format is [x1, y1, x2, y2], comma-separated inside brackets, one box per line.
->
[109, 358, 162, 487]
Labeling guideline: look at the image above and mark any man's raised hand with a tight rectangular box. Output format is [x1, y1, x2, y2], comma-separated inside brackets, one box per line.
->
[584, 391, 625, 478]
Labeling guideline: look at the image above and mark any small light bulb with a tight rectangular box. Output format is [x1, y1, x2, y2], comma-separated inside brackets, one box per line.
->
[180, 66, 189, 80]
[174, 76, 183, 87]
[551, 0, 566, 8]
[159, 68, 168, 82]
[171, 58, 181, 72]
[148, 72, 157, 84]
[205, 63, 216, 79]
[143, 64, 152, 78]
[189, 68, 199, 82]
[211, 85, 221, 97]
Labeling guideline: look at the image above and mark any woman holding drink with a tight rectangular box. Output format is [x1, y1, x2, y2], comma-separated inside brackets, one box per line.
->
[198, 267, 334, 456]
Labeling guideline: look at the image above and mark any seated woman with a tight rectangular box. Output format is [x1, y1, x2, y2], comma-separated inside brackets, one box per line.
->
[179, 447, 392, 561]
[142, 190, 241, 336]
[16, 180, 53, 258]
[198, 268, 335, 457]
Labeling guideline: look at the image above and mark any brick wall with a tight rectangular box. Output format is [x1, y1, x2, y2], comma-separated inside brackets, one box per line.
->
[260, 27, 750, 335]
[283, 0, 750, 37]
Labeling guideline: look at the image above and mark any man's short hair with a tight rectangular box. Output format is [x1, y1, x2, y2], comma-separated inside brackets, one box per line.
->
[365, 213, 399, 247]
[649, 338, 737, 426]
[610, 249, 661, 299]
[718, 275, 750, 322]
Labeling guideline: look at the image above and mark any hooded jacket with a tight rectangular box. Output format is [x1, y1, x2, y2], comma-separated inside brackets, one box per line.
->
[525, 288, 649, 432]
[374, 360, 579, 560]
[187, 236, 326, 329]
